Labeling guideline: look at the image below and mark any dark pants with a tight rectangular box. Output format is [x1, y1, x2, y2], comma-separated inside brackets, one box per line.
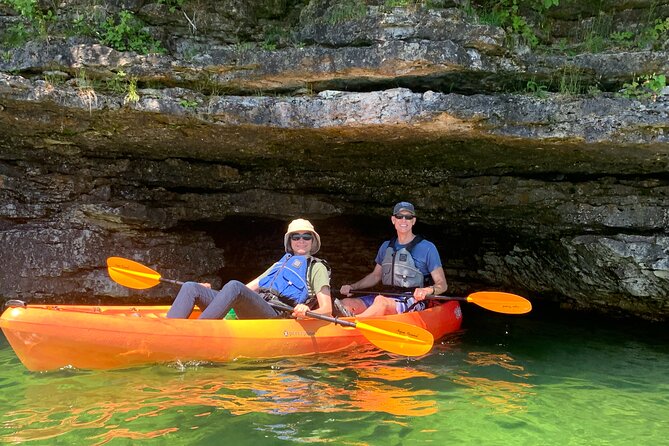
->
[166, 280, 281, 319]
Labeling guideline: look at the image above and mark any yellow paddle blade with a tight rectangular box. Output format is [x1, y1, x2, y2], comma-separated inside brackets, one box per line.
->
[467, 291, 532, 314]
[107, 257, 162, 290]
[355, 319, 434, 357]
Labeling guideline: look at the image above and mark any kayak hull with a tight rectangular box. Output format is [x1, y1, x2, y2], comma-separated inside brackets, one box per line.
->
[0, 302, 462, 371]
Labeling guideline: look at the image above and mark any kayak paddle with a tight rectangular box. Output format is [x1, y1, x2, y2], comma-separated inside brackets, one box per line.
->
[347, 290, 532, 314]
[106, 256, 435, 357]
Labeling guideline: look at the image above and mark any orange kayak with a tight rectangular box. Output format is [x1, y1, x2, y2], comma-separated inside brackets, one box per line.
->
[0, 301, 462, 371]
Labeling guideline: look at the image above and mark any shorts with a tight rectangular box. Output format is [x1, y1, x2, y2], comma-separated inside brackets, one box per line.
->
[358, 293, 426, 314]
[394, 297, 426, 314]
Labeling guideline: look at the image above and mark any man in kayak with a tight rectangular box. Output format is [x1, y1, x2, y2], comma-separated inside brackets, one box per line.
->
[337, 202, 447, 317]
[166, 218, 332, 319]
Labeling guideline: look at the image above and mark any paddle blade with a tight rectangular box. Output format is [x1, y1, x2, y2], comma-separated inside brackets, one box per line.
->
[356, 319, 434, 357]
[107, 257, 162, 290]
[467, 291, 532, 314]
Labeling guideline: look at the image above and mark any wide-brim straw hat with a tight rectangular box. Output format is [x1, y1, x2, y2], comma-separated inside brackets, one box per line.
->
[284, 218, 321, 255]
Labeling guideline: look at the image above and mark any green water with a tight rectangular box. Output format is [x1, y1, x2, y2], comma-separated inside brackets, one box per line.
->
[1, 310, 668, 445]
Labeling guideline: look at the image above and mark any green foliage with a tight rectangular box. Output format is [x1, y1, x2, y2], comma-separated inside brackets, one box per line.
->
[577, 11, 612, 53]
[2, 0, 38, 19]
[42, 71, 67, 86]
[385, 0, 417, 6]
[586, 84, 601, 96]
[508, 5, 538, 47]
[558, 66, 582, 95]
[100, 10, 164, 54]
[475, 0, 561, 47]
[262, 25, 289, 50]
[619, 74, 667, 101]
[525, 80, 548, 98]
[74, 69, 98, 113]
[3, 23, 31, 46]
[105, 70, 128, 94]
[609, 31, 634, 48]
[638, 17, 669, 50]
[1, 0, 55, 44]
[157, 0, 187, 14]
[179, 99, 198, 108]
[70, 12, 97, 37]
[103, 70, 140, 104]
[124, 77, 140, 104]
[325, 0, 367, 25]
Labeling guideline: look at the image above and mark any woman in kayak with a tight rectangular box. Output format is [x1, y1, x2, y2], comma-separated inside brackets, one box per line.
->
[166, 218, 332, 319]
[337, 201, 447, 317]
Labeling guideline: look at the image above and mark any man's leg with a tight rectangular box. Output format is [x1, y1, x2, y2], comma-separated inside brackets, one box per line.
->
[339, 297, 369, 315]
[354, 295, 398, 318]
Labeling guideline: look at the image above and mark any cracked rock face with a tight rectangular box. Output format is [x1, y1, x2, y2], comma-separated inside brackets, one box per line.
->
[2, 0, 669, 320]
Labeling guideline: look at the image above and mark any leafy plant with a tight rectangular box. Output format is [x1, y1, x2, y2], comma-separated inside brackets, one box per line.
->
[1, 0, 55, 41]
[157, 0, 187, 13]
[179, 99, 198, 108]
[385, 0, 416, 6]
[106, 70, 127, 94]
[75, 69, 98, 113]
[558, 66, 582, 95]
[526, 80, 548, 98]
[262, 25, 290, 51]
[124, 77, 140, 104]
[325, 0, 367, 25]
[641, 17, 669, 49]
[474, 0, 561, 47]
[619, 74, 667, 101]
[100, 10, 164, 54]
[609, 30, 634, 48]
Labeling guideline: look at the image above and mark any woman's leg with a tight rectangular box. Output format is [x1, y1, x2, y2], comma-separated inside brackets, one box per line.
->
[199, 280, 280, 319]
[166, 282, 218, 318]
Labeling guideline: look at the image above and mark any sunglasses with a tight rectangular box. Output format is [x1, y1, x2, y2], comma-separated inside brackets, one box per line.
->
[290, 233, 314, 241]
[394, 214, 415, 220]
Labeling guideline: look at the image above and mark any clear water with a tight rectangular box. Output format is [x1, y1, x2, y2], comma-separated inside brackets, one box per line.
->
[1, 309, 668, 445]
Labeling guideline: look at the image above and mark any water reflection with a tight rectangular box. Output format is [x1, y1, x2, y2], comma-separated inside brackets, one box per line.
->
[1, 346, 438, 444]
[454, 350, 534, 414]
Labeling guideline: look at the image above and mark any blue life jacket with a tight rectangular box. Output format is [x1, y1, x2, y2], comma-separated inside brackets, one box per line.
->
[258, 254, 325, 307]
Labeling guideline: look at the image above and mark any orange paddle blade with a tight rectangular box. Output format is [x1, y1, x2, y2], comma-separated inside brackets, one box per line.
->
[267, 300, 434, 357]
[107, 257, 162, 289]
[467, 291, 532, 314]
[356, 319, 434, 357]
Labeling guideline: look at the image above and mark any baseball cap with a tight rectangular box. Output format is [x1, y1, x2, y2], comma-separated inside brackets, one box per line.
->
[392, 201, 415, 215]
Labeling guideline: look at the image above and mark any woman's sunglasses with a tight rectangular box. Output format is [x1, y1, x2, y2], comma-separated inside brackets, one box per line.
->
[290, 233, 314, 241]
[394, 214, 415, 220]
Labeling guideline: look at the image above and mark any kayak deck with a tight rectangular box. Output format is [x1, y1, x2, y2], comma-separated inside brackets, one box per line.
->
[0, 301, 462, 371]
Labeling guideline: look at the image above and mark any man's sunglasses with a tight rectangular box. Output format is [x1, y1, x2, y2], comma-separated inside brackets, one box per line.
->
[394, 214, 415, 220]
[290, 233, 314, 241]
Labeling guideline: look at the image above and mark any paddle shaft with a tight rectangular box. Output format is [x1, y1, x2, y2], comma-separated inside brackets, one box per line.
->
[161, 277, 184, 287]
[266, 299, 357, 327]
[346, 290, 453, 300]
[345, 289, 532, 314]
